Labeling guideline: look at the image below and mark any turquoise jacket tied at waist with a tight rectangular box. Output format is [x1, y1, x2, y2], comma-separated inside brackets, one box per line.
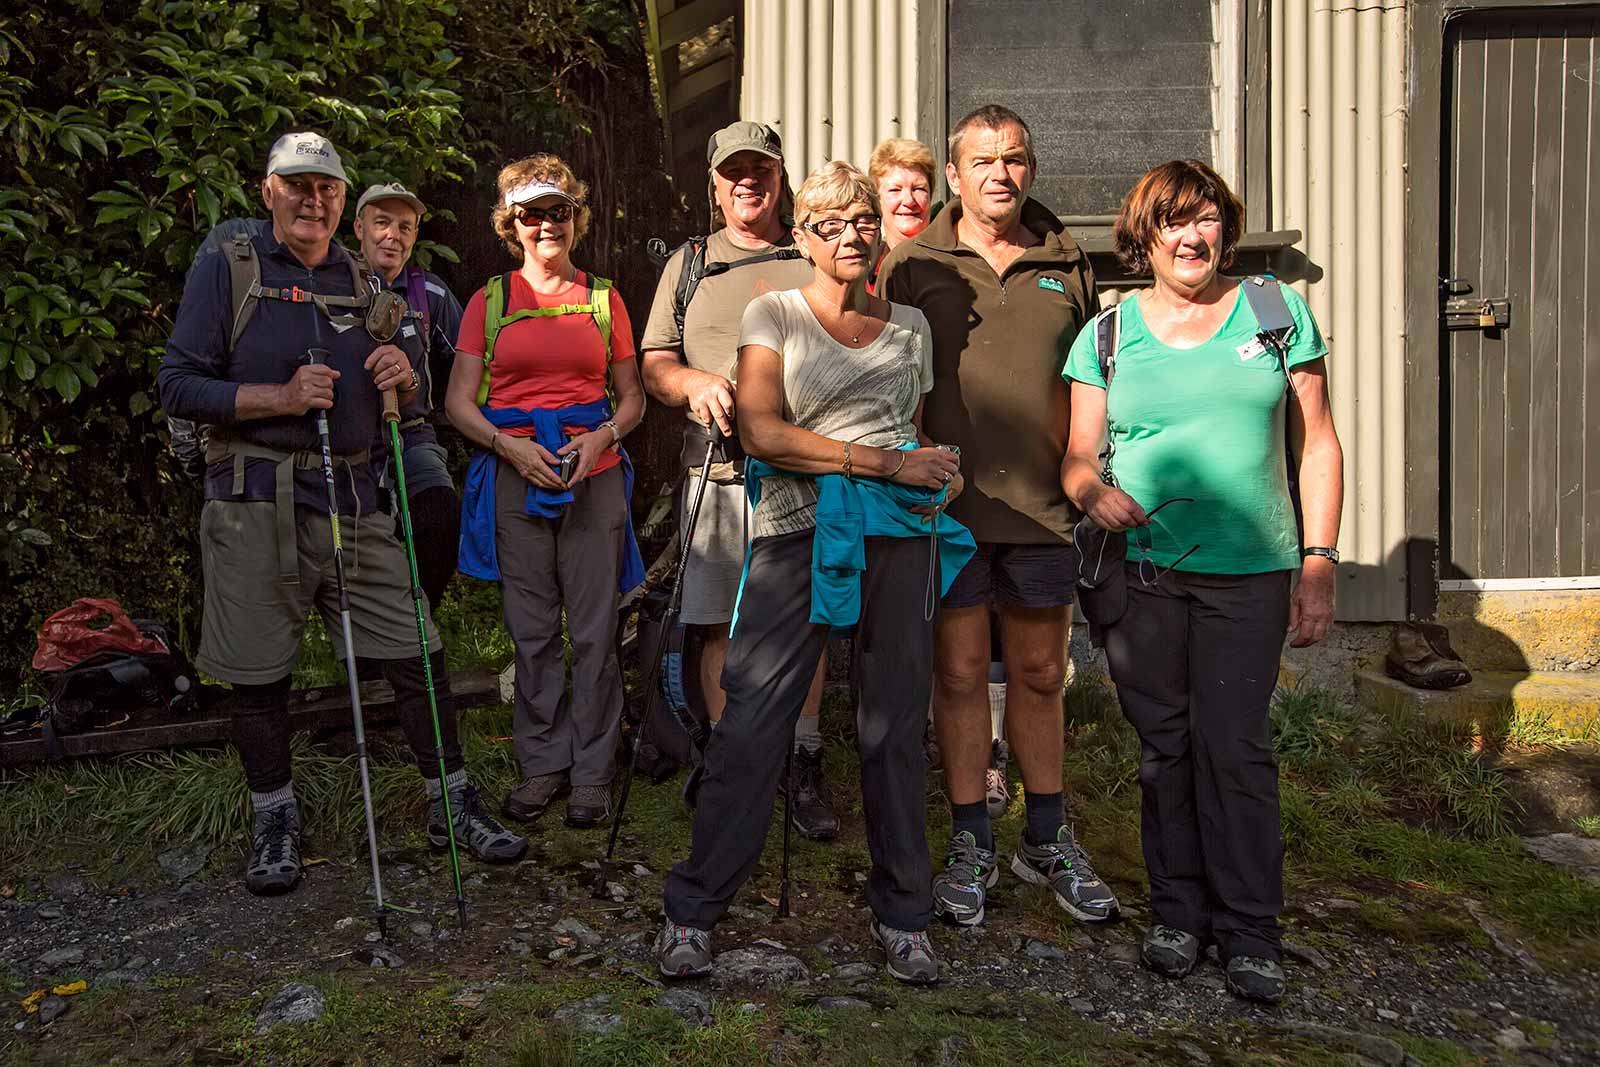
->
[458, 400, 645, 593]
[733, 451, 977, 634]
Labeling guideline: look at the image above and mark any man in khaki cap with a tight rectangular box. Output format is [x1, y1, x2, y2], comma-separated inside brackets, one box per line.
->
[352, 181, 465, 609]
[158, 132, 526, 900]
[639, 121, 837, 840]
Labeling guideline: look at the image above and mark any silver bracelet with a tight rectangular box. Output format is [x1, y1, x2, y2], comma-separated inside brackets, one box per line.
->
[601, 419, 621, 446]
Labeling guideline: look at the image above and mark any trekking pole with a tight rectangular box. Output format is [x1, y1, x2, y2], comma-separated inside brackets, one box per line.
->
[307, 348, 389, 940]
[382, 389, 468, 927]
[594, 423, 723, 898]
[778, 743, 794, 918]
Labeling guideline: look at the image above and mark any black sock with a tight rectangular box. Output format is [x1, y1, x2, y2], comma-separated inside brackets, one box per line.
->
[950, 800, 992, 852]
[1024, 790, 1064, 846]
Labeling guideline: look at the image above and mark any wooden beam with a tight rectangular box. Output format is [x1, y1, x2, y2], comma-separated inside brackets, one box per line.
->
[0, 670, 502, 767]
[669, 55, 736, 114]
[660, 0, 738, 50]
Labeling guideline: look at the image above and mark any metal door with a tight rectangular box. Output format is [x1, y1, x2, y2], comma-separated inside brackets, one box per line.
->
[1443, 10, 1600, 583]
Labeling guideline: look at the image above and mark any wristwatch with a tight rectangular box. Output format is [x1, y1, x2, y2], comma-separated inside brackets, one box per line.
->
[1302, 546, 1340, 564]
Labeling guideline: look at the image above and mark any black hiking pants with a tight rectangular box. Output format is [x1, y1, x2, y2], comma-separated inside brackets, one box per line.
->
[663, 530, 935, 932]
[1101, 565, 1292, 963]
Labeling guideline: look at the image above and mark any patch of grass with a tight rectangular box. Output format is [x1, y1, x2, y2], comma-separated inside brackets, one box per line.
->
[1392, 1034, 1480, 1067]
[503, 1021, 578, 1067]
[1272, 685, 1361, 777]
[1574, 814, 1600, 839]
[1516, 1018, 1558, 1049]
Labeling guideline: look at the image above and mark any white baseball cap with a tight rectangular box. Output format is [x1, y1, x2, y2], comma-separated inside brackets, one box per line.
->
[504, 180, 578, 208]
[265, 132, 350, 183]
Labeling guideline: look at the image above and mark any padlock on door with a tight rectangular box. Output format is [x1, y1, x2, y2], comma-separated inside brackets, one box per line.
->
[1478, 301, 1496, 328]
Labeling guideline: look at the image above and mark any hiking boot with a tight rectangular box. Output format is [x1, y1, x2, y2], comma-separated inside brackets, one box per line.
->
[656, 920, 713, 979]
[1141, 924, 1201, 978]
[565, 784, 612, 829]
[1011, 826, 1120, 923]
[501, 771, 569, 823]
[869, 917, 939, 984]
[1385, 622, 1472, 690]
[246, 801, 303, 896]
[985, 738, 1012, 820]
[1226, 955, 1286, 1002]
[931, 830, 999, 926]
[430, 786, 528, 864]
[781, 746, 840, 840]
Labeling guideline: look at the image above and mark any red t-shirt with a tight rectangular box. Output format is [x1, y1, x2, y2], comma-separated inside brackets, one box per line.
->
[457, 270, 636, 479]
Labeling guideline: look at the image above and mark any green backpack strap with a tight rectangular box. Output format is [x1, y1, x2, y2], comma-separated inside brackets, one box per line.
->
[476, 271, 616, 408]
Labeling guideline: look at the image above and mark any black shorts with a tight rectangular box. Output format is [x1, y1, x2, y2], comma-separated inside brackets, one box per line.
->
[942, 541, 1078, 611]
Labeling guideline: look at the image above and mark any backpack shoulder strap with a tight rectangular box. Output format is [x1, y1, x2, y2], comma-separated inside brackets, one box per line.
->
[1240, 275, 1296, 355]
[226, 234, 261, 352]
[477, 272, 513, 406]
[588, 274, 613, 359]
[1091, 303, 1122, 387]
[406, 267, 431, 348]
[673, 237, 708, 337]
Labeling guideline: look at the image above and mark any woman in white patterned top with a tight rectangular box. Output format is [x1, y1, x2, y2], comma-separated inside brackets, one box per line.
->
[658, 162, 970, 986]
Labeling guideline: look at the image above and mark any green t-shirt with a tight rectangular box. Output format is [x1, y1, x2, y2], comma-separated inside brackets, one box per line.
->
[1063, 284, 1328, 574]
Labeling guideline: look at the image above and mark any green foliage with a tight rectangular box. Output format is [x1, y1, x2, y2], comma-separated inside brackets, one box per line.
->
[0, 0, 652, 685]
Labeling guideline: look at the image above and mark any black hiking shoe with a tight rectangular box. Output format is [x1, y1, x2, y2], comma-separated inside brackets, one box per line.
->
[1226, 955, 1286, 1002]
[246, 802, 303, 896]
[430, 785, 527, 864]
[781, 746, 840, 840]
[565, 784, 613, 829]
[1141, 924, 1201, 978]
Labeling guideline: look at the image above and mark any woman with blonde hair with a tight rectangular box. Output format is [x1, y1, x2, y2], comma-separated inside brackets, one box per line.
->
[866, 137, 937, 291]
[656, 160, 974, 987]
[448, 154, 646, 831]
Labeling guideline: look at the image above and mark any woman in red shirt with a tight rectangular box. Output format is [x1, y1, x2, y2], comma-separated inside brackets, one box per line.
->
[447, 154, 645, 831]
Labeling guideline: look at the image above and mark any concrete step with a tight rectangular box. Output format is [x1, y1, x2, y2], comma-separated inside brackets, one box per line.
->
[1354, 669, 1600, 739]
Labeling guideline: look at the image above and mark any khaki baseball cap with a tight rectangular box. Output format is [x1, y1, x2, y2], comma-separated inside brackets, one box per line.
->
[707, 121, 782, 170]
[265, 132, 350, 183]
[356, 182, 425, 216]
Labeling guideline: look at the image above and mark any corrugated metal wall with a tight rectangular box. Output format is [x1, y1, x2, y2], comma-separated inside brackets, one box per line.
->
[1269, 0, 1410, 619]
[741, 0, 947, 190]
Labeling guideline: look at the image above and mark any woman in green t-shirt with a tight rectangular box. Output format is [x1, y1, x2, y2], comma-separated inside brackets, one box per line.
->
[1061, 160, 1344, 1004]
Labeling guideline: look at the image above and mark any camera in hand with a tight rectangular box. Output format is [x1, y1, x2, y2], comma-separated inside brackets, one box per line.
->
[559, 451, 580, 483]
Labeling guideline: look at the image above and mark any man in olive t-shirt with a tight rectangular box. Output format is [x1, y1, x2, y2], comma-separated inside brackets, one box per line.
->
[639, 121, 837, 840]
[878, 104, 1117, 933]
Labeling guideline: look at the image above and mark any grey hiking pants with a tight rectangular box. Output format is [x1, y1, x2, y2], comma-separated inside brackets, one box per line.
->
[664, 530, 936, 932]
[1101, 565, 1292, 963]
[496, 461, 627, 787]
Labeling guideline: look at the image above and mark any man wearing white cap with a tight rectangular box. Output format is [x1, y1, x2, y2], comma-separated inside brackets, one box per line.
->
[159, 132, 526, 899]
[352, 181, 465, 609]
[639, 121, 838, 840]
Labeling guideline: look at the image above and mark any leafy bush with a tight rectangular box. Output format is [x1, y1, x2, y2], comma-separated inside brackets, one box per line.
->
[0, 0, 660, 685]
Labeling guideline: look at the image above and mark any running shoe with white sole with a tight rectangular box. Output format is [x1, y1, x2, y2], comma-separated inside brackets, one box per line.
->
[656, 920, 713, 979]
[1011, 826, 1119, 923]
[931, 830, 999, 926]
[985, 738, 1012, 820]
[869, 918, 939, 984]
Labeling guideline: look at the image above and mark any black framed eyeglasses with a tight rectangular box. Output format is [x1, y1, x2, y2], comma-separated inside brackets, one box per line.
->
[514, 202, 574, 226]
[1132, 496, 1200, 587]
[802, 214, 882, 240]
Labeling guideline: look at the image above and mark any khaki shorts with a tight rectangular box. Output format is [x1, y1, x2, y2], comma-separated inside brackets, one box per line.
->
[197, 500, 442, 684]
[678, 478, 751, 627]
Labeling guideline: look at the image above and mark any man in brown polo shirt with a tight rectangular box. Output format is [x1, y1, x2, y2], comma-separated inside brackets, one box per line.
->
[879, 104, 1118, 931]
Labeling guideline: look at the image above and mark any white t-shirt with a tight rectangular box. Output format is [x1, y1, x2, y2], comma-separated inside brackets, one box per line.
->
[737, 288, 934, 537]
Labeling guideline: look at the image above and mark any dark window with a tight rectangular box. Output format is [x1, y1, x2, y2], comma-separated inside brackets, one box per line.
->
[947, 0, 1214, 217]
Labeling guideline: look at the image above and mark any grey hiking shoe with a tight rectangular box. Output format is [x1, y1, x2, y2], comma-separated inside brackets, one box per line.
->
[985, 739, 1012, 820]
[245, 802, 302, 896]
[931, 830, 999, 926]
[1226, 955, 1286, 1002]
[501, 771, 568, 823]
[565, 784, 613, 829]
[656, 920, 713, 979]
[430, 786, 527, 864]
[870, 918, 939, 984]
[1141, 924, 1200, 978]
[1011, 826, 1120, 923]
[781, 746, 840, 840]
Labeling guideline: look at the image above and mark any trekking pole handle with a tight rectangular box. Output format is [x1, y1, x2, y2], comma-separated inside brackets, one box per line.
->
[382, 388, 400, 423]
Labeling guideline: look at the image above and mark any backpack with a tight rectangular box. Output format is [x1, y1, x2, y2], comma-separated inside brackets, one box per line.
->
[645, 235, 804, 336]
[1090, 275, 1305, 532]
[475, 271, 614, 406]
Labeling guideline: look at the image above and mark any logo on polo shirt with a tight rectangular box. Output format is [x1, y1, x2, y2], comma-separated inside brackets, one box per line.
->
[1038, 276, 1066, 295]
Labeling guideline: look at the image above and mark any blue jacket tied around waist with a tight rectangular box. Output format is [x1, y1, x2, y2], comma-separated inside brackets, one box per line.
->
[735, 453, 977, 633]
[459, 400, 645, 593]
